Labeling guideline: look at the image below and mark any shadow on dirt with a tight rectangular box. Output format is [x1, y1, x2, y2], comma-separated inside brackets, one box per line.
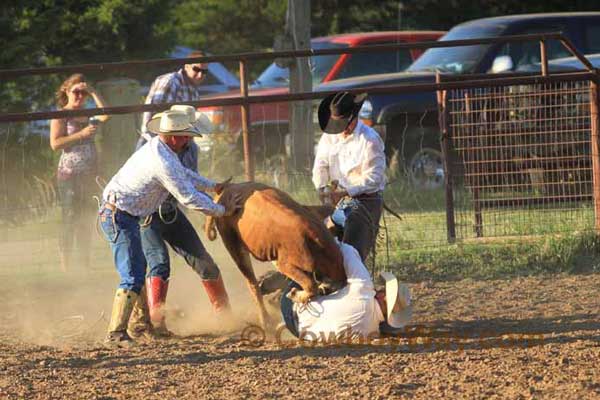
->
[44, 312, 600, 370]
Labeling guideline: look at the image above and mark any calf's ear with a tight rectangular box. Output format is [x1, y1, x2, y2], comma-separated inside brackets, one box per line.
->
[215, 176, 232, 195]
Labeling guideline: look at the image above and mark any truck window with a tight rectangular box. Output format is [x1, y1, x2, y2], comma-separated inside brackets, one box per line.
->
[495, 25, 571, 70]
[408, 24, 504, 74]
[335, 48, 413, 80]
[585, 25, 600, 54]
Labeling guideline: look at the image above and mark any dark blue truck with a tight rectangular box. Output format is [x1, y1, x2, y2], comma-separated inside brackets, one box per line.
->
[316, 12, 600, 188]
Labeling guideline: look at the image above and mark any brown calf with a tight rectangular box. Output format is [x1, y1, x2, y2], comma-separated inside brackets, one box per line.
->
[205, 182, 345, 329]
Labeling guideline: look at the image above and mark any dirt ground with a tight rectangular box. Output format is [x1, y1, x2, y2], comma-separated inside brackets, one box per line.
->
[1, 234, 600, 399]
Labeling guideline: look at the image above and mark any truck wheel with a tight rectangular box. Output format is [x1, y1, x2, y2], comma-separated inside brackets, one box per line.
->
[408, 148, 444, 190]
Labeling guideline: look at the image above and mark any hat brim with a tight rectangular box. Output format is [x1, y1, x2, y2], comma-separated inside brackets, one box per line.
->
[192, 112, 214, 135]
[147, 112, 203, 137]
[381, 272, 412, 329]
[388, 304, 413, 329]
[318, 93, 365, 134]
[146, 112, 165, 135]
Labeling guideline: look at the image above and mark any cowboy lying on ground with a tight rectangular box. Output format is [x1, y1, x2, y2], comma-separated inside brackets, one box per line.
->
[98, 110, 242, 348]
[271, 237, 412, 342]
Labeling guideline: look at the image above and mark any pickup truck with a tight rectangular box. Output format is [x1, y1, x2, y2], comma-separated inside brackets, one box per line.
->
[317, 12, 600, 188]
[199, 31, 444, 159]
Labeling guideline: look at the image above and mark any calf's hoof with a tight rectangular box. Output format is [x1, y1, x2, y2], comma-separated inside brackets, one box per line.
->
[286, 287, 312, 304]
[317, 279, 345, 296]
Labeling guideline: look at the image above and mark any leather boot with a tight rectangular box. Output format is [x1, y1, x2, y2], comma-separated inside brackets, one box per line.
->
[105, 288, 138, 347]
[146, 276, 173, 337]
[127, 285, 153, 340]
[202, 273, 231, 315]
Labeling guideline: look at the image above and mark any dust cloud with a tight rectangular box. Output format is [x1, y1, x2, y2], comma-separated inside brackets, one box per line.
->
[0, 213, 275, 348]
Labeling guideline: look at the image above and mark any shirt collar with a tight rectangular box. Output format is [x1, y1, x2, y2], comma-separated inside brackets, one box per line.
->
[179, 68, 197, 86]
[154, 136, 178, 157]
[339, 120, 363, 142]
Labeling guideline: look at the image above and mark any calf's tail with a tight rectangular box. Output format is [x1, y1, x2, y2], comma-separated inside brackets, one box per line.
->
[205, 216, 218, 241]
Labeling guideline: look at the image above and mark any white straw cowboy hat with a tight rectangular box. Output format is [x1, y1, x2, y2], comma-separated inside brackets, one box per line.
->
[146, 110, 202, 137]
[147, 105, 213, 136]
[379, 271, 412, 328]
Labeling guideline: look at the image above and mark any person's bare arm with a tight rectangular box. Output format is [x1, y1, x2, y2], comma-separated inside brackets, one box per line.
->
[85, 83, 110, 122]
[49, 118, 96, 151]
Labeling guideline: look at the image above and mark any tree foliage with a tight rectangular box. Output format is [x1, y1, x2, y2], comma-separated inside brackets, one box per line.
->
[172, 0, 287, 55]
[1, 0, 176, 68]
[0, 0, 177, 113]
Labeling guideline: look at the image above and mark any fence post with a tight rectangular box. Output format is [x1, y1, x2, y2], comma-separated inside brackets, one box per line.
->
[466, 91, 483, 237]
[239, 59, 254, 181]
[590, 80, 600, 230]
[437, 73, 456, 243]
[539, 40, 548, 77]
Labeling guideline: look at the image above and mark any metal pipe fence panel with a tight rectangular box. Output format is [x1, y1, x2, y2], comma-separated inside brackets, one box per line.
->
[2, 33, 599, 278]
[446, 79, 595, 241]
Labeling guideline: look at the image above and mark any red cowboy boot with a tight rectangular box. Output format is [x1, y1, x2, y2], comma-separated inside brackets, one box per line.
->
[202, 273, 231, 314]
[146, 276, 173, 337]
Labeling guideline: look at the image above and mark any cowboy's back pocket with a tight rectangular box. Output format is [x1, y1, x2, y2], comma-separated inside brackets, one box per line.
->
[99, 208, 119, 243]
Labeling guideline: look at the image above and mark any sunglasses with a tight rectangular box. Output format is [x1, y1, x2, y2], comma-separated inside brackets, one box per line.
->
[191, 66, 208, 74]
[71, 89, 87, 96]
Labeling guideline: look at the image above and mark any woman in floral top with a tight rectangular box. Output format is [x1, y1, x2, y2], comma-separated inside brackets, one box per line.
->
[50, 73, 109, 271]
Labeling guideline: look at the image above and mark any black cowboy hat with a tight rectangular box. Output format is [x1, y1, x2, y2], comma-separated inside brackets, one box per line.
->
[318, 91, 367, 134]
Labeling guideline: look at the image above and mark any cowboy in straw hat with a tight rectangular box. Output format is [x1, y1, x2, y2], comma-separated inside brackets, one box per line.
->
[126, 105, 234, 340]
[145, 104, 213, 136]
[277, 238, 411, 342]
[312, 91, 386, 262]
[99, 110, 241, 347]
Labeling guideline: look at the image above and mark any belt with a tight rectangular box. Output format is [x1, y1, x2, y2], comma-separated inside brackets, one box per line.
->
[103, 202, 137, 219]
[353, 191, 383, 200]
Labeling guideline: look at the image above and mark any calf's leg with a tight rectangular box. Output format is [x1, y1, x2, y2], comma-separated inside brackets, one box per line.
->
[278, 261, 318, 304]
[219, 226, 270, 330]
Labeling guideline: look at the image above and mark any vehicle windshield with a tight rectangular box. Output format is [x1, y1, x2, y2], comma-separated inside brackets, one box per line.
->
[252, 41, 348, 88]
[408, 24, 506, 74]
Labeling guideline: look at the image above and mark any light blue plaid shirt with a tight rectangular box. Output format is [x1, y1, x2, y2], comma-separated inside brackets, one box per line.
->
[141, 68, 206, 136]
[103, 136, 224, 218]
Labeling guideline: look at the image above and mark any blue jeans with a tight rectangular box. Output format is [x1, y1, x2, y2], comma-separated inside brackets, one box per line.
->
[140, 209, 220, 281]
[98, 207, 146, 293]
[343, 194, 383, 261]
[280, 281, 301, 338]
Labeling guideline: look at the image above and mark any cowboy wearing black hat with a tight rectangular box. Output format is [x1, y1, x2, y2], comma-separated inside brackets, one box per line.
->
[312, 91, 386, 261]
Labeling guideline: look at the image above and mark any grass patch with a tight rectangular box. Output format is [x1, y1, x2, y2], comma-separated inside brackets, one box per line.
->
[382, 231, 600, 282]
[2, 167, 599, 284]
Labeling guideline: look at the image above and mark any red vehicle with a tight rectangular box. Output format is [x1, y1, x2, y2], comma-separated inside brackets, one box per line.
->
[199, 31, 444, 159]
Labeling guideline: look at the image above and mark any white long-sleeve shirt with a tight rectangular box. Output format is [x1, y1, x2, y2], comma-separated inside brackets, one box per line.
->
[312, 121, 386, 197]
[295, 241, 385, 342]
[102, 136, 225, 218]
